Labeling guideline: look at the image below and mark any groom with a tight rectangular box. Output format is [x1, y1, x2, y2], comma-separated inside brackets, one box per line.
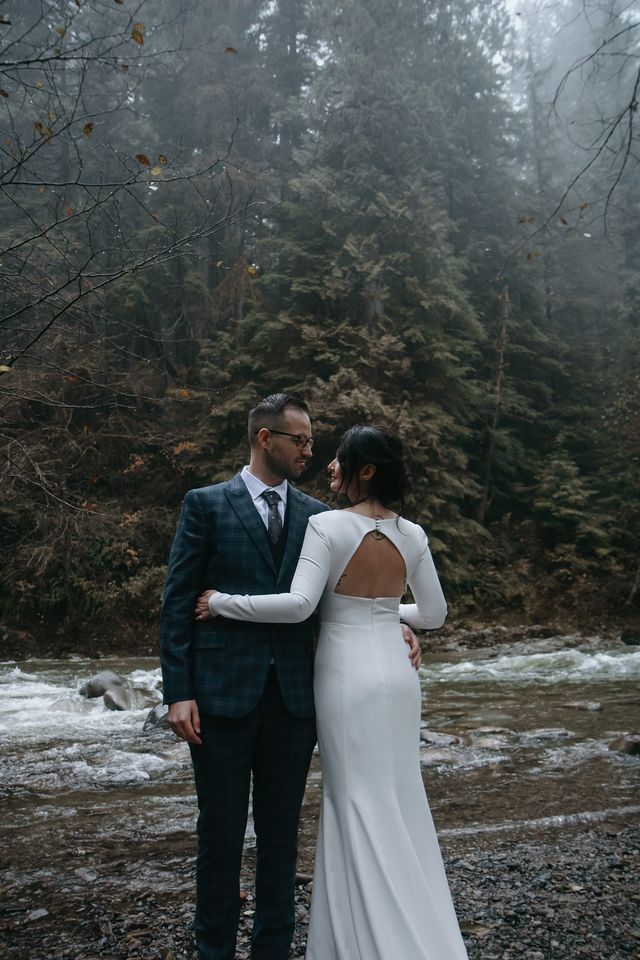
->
[160, 393, 420, 960]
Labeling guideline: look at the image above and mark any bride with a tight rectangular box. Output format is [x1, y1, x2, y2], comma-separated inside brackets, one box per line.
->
[195, 425, 469, 960]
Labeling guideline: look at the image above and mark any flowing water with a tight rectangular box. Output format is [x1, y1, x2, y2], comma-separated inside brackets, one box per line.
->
[1, 635, 639, 887]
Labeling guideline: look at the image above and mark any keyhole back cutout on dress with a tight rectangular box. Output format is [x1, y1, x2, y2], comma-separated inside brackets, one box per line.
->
[334, 521, 407, 599]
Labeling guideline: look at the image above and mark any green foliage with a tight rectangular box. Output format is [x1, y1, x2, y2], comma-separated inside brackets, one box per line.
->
[1, 0, 638, 648]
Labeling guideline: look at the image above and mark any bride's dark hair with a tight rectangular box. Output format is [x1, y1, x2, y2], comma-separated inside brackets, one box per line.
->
[336, 425, 409, 509]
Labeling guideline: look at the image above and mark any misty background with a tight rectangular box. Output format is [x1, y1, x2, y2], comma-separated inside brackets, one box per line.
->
[1, 0, 638, 652]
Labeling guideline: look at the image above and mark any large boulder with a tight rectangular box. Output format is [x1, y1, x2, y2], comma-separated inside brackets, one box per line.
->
[103, 686, 132, 711]
[79, 670, 127, 699]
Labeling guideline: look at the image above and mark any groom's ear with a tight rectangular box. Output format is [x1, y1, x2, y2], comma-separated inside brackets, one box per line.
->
[359, 464, 376, 482]
[255, 427, 271, 450]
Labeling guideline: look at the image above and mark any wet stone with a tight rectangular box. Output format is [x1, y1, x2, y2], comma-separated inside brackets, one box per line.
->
[608, 734, 640, 755]
[465, 733, 510, 749]
[419, 728, 460, 747]
[562, 700, 603, 711]
[419, 747, 457, 766]
[25, 907, 48, 922]
[103, 687, 132, 711]
[79, 671, 128, 699]
[519, 727, 573, 740]
[143, 703, 170, 731]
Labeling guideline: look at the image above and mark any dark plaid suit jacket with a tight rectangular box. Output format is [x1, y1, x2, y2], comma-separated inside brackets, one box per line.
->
[160, 473, 329, 718]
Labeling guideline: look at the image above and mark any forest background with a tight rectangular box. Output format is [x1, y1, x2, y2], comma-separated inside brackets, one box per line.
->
[1, 0, 638, 655]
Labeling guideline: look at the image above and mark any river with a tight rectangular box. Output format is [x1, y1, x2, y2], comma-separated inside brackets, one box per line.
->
[2, 631, 639, 885]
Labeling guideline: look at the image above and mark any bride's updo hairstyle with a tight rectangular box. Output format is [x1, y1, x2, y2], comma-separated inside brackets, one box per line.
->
[336, 425, 409, 509]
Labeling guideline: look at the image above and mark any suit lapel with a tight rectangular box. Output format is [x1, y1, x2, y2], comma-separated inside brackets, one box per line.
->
[224, 474, 276, 574]
[278, 486, 310, 588]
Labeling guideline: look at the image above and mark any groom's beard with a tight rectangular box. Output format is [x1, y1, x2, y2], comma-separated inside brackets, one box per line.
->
[264, 446, 310, 482]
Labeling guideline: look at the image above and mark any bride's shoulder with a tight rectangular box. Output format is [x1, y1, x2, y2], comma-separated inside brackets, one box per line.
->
[396, 516, 430, 543]
[308, 509, 343, 529]
[306, 510, 344, 546]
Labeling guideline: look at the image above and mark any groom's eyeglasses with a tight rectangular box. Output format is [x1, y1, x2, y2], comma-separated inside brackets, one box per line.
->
[259, 429, 314, 450]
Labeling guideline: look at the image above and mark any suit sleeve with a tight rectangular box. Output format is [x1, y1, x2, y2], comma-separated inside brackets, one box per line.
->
[160, 490, 208, 703]
[398, 530, 447, 630]
[208, 515, 331, 624]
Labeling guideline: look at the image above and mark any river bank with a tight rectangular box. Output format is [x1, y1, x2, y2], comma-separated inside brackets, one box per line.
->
[3, 814, 639, 959]
[0, 620, 634, 662]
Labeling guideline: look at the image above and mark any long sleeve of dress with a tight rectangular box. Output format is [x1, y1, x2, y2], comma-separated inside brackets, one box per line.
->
[208, 516, 331, 624]
[398, 532, 447, 630]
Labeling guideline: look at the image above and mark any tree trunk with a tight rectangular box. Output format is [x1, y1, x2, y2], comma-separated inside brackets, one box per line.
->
[476, 284, 510, 525]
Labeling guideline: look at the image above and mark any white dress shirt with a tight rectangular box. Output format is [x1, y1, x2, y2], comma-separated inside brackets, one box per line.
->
[240, 466, 288, 528]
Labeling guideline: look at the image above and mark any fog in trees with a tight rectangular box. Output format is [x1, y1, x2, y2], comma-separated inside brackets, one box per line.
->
[1, 0, 637, 647]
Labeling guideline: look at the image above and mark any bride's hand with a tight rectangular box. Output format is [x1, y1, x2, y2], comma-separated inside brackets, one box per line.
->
[401, 624, 422, 670]
[195, 589, 218, 621]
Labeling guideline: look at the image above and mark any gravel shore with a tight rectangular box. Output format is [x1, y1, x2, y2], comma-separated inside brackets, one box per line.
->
[3, 815, 638, 959]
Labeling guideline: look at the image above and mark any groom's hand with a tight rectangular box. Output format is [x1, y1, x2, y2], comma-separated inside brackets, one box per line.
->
[401, 625, 422, 670]
[168, 699, 202, 745]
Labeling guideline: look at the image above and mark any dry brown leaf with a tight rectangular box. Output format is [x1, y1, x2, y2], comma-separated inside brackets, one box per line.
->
[83, 122, 93, 138]
[225, 46, 238, 54]
[158, 153, 168, 165]
[135, 153, 151, 166]
[131, 24, 144, 45]
[0, 89, 9, 98]
[55, 26, 66, 36]
[172, 441, 196, 456]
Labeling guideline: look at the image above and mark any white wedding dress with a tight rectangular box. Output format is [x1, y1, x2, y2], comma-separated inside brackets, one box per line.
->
[209, 510, 469, 960]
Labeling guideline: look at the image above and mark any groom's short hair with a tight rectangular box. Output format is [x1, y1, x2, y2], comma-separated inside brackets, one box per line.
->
[248, 393, 310, 446]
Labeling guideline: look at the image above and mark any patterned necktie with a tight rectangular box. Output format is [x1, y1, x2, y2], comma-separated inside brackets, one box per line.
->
[261, 490, 283, 544]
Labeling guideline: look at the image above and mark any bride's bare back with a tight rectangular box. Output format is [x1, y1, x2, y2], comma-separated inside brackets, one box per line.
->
[334, 528, 407, 599]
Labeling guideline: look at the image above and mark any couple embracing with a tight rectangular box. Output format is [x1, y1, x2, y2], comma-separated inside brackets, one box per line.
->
[160, 393, 468, 960]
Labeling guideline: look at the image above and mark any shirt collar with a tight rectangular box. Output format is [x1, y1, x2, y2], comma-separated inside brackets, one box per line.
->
[241, 465, 288, 506]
